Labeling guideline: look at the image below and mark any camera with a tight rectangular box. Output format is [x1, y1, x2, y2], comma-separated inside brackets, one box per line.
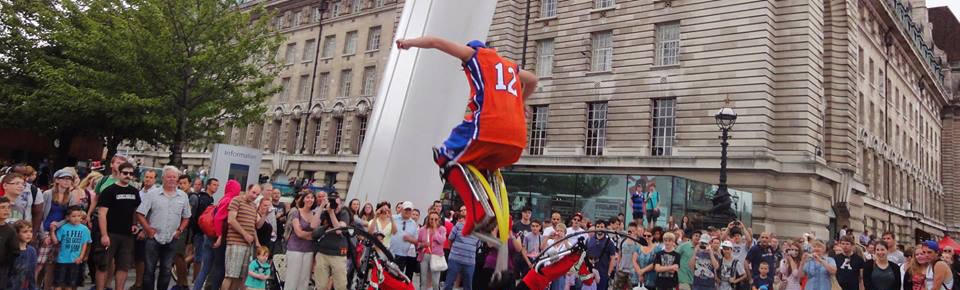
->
[700, 242, 708, 250]
[328, 197, 339, 209]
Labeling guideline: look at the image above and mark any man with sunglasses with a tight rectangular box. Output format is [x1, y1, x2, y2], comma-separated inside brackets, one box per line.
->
[390, 201, 420, 279]
[94, 162, 142, 290]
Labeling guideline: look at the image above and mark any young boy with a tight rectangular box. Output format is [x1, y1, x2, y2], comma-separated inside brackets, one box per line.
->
[524, 220, 543, 265]
[11, 220, 36, 290]
[751, 262, 773, 290]
[654, 232, 682, 290]
[244, 246, 272, 290]
[581, 257, 601, 290]
[51, 206, 91, 290]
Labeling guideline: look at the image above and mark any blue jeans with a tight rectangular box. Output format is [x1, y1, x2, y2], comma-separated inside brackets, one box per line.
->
[144, 237, 178, 290]
[550, 276, 567, 290]
[443, 259, 475, 290]
[208, 243, 227, 290]
[192, 235, 213, 290]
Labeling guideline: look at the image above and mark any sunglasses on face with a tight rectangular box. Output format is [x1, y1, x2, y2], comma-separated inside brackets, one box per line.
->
[120, 171, 135, 176]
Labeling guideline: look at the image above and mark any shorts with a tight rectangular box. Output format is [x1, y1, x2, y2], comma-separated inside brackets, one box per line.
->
[611, 270, 635, 290]
[134, 238, 146, 262]
[95, 233, 136, 271]
[224, 244, 252, 278]
[439, 138, 522, 170]
[173, 232, 188, 256]
[54, 263, 84, 287]
[38, 238, 56, 264]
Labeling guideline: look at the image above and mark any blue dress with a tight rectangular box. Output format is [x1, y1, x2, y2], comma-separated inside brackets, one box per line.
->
[802, 255, 836, 290]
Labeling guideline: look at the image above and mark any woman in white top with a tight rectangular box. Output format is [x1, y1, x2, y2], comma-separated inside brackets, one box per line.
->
[542, 223, 571, 290]
[368, 201, 397, 248]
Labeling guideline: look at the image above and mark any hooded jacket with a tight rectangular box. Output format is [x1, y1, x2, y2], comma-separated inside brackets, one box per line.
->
[214, 180, 241, 236]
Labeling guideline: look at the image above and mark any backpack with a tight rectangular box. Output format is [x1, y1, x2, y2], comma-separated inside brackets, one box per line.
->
[198, 205, 218, 238]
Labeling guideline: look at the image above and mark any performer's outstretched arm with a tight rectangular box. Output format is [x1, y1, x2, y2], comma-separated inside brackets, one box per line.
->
[396, 36, 476, 62]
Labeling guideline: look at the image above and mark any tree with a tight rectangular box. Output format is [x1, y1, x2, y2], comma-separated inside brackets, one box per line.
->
[0, 0, 283, 167]
[120, 0, 283, 166]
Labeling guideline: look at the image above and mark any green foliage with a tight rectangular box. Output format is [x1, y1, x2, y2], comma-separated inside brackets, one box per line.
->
[0, 0, 283, 165]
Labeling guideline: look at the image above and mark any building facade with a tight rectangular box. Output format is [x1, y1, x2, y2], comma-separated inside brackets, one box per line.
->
[481, 0, 953, 241]
[125, 0, 955, 240]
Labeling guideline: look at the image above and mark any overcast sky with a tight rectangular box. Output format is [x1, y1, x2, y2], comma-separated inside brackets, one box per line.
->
[926, 0, 959, 19]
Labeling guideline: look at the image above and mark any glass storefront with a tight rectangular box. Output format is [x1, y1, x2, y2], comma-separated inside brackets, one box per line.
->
[441, 171, 753, 229]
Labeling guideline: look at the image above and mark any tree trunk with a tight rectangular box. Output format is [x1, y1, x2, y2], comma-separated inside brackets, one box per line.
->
[54, 131, 76, 169]
[105, 136, 122, 163]
[169, 117, 186, 168]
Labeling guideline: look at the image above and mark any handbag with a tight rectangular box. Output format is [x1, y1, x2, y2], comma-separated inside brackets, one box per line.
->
[427, 229, 448, 271]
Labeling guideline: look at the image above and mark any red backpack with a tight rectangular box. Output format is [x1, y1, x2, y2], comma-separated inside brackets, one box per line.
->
[198, 206, 218, 238]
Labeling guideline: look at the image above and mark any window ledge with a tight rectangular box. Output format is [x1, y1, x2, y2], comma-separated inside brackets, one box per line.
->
[585, 70, 613, 76]
[651, 64, 680, 70]
[320, 56, 333, 60]
[535, 16, 557, 22]
[538, 75, 554, 80]
[590, 5, 618, 13]
[301, 60, 313, 64]
[365, 49, 379, 54]
[342, 53, 356, 58]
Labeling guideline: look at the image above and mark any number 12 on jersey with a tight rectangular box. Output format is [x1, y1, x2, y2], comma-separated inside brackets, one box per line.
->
[494, 62, 519, 97]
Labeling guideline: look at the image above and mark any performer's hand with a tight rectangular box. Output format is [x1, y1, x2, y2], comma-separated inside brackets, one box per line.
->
[396, 39, 412, 50]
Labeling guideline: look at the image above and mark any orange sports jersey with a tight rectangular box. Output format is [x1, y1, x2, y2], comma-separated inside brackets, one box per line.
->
[461, 47, 527, 148]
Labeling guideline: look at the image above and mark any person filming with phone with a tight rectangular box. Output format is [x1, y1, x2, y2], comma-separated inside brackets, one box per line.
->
[311, 192, 351, 290]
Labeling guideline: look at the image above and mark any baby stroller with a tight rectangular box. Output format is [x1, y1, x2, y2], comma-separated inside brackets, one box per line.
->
[314, 226, 415, 290]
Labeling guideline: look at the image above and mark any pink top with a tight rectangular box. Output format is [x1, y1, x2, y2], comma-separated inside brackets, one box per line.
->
[417, 226, 447, 262]
[443, 220, 454, 249]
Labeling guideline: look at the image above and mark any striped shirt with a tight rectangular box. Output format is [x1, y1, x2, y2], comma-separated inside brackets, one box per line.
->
[226, 197, 258, 246]
[447, 222, 480, 265]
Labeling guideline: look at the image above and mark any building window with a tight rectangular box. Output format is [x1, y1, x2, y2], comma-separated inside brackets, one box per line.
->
[271, 121, 282, 152]
[324, 171, 337, 187]
[591, 31, 613, 72]
[339, 69, 352, 98]
[595, 0, 614, 9]
[537, 39, 554, 76]
[274, 16, 283, 30]
[284, 43, 297, 65]
[317, 72, 330, 99]
[313, 7, 322, 22]
[331, 1, 341, 17]
[651, 98, 676, 156]
[362, 66, 377, 96]
[313, 119, 323, 152]
[344, 31, 358, 55]
[585, 102, 607, 156]
[279, 77, 291, 100]
[655, 21, 680, 66]
[367, 26, 382, 51]
[302, 39, 317, 62]
[541, 0, 557, 18]
[333, 117, 344, 154]
[353, 0, 363, 13]
[294, 11, 303, 26]
[298, 75, 311, 100]
[357, 116, 368, 150]
[374, 0, 385, 8]
[321, 35, 336, 58]
[529, 105, 549, 155]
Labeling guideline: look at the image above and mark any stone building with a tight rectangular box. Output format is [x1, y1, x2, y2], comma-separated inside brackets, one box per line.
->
[125, 0, 955, 240]
[480, 0, 953, 240]
[929, 5, 960, 238]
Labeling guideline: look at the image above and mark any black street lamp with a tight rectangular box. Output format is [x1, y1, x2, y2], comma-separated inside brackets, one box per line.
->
[712, 97, 738, 221]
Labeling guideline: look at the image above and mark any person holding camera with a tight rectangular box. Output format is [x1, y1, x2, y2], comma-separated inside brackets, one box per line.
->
[310, 193, 351, 290]
[779, 240, 804, 290]
[688, 235, 720, 290]
[723, 221, 752, 264]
